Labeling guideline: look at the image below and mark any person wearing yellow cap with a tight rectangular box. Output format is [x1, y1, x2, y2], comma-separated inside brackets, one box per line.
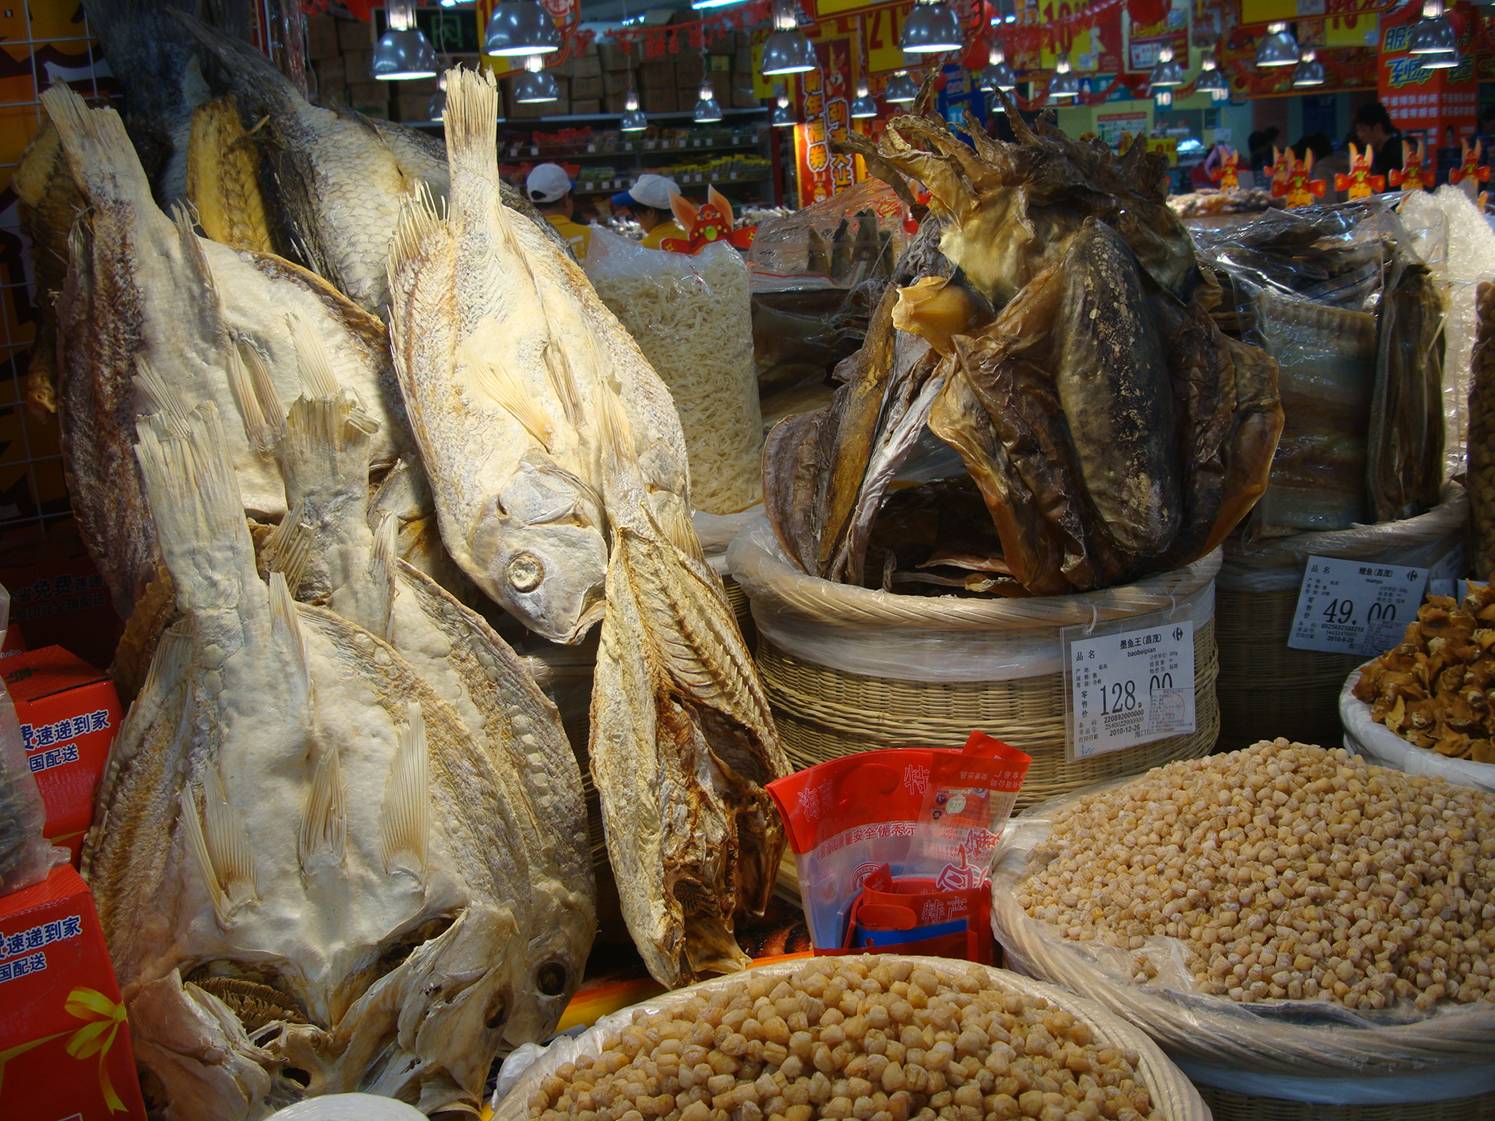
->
[526, 162, 591, 259]
[612, 173, 686, 249]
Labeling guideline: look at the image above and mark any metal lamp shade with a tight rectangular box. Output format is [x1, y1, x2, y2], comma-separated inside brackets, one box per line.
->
[1148, 47, 1184, 88]
[1255, 22, 1299, 68]
[513, 67, 559, 103]
[1047, 59, 1079, 101]
[372, 29, 438, 80]
[1292, 50, 1325, 87]
[884, 70, 919, 103]
[771, 100, 795, 127]
[1419, 47, 1460, 69]
[692, 0, 748, 8]
[1409, 6, 1457, 55]
[485, 0, 560, 57]
[620, 107, 647, 131]
[694, 93, 724, 123]
[761, 27, 818, 75]
[1196, 67, 1230, 101]
[427, 89, 446, 121]
[851, 93, 878, 118]
[901, 1, 963, 54]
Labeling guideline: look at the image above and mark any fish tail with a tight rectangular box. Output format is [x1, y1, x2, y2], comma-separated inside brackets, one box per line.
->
[166, 7, 298, 117]
[443, 66, 501, 196]
[40, 83, 155, 207]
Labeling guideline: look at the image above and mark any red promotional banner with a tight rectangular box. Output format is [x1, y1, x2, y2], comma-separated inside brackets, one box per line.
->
[793, 35, 858, 207]
[1378, 0, 1477, 143]
[1127, 8, 1189, 72]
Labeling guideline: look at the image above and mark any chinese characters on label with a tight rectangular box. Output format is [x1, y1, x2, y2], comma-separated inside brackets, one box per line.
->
[1288, 556, 1427, 657]
[1064, 618, 1196, 761]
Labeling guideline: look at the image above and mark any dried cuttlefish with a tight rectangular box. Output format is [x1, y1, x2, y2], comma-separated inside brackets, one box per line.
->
[238, 323, 593, 1040]
[768, 108, 1283, 594]
[389, 68, 788, 986]
[39, 82, 409, 616]
[86, 396, 536, 1118]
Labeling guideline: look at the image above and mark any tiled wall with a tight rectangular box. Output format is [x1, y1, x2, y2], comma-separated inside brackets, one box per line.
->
[0, 2, 107, 532]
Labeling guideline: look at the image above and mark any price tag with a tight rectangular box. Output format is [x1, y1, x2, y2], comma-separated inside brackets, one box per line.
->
[1063, 615, 1196, 761]
[1287, 556, 1426, 656]
[1427, 546, 1465, 600]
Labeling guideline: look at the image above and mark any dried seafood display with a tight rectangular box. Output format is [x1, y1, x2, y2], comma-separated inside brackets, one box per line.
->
[37, 83, 410, 616]
[1166, 187, 1282, 219]
[386, 69, 788, 987]
[765, 106, 1283, 595]
[89, 398, 539, 1117]
[1472, 282, 1495, 578]
[1352, 583, 1495, 763]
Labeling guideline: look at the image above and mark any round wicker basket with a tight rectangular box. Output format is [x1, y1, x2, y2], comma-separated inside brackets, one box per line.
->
[1215, 488, 1467, 751]
[728, 518, 1221, 809]
[1195, 1084, 1495, 1121]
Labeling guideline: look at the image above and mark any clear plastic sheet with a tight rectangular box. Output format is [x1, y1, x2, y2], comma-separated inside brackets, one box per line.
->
[1398, 186, 1495, 482]
[0, 582, 66, 894]
[990, 780, 1495, 1102]
[747, 180, 908, 282]
[1340, 664, 1495, 791]
[489, 956, 1210, 1121]
[585, 228, 762, 515]
[1217, 484, 1467, 593]
[727, 515, 1218, 683]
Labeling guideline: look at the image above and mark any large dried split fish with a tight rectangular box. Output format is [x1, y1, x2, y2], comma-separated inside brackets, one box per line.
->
[186, 96, 275, 254]
[769, 109, 1282, 595]
[41, 83, 408, 614]
[390, 68, 788, 986]
[87, 399, 535, 1118]
[13, 119, 79, 419]
[386, 68, 689, 645]
[240, 325, 593, 1039]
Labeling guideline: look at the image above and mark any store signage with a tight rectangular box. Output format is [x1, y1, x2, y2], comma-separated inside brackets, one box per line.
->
[1096, 108, 1149, 147]
[1378, 0, 1476, 141]
[793, 35, 857, 206]
[1063, 614, 1196, 761]
[1125, 7, 1188, 73]
[1288, 556, 1428, 657]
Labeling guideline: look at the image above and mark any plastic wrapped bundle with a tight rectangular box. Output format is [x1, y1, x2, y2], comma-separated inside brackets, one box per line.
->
[586, 229, 762, 515]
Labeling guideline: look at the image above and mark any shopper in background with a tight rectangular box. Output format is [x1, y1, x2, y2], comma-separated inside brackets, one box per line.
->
[1354, 102, 1404, 180]
[1247, 126, 1280, 174]
[526, 162, 591, 259]
[612, 173, 686, 249]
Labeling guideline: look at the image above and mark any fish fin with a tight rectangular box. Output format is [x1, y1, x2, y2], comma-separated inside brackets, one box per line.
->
[134, 401, 257, 620]
[442, 66, 501, 195]
[186, 97, 275, 254]
[263, 501, 314, 598]
[268, 570, 310, 690]
[299, 736, 346, 873]
[204, 766, 258, 911]
[289, 315, 341, 400]
[381, 701, 430, 878]
[386, 184, 455, 463]
[466, 356, 554, 450]
[133, 357, 194, 436]
[179, 786, 230, 924]
[140, 625, 194, 707]
[39, 83, 155, 206]
[369, 512, 398, 642]
[227, 340, 284, 455]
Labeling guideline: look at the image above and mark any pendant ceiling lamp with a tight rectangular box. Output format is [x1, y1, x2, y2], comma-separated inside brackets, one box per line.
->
[901, 0, 963, 54]
[512, 54, 559, 103]
[1047, 55, 1080, 101]
[851, 80, 878, 117]
[1148, 45, 1184, 89]
[372, 0, 437, 80]
[427, 71, 448, 121]
[694, 77, 724, 123]
[885, 69, 920, 103]
[979, 46, 1018, 92]
[693, 0, 748, 8]
[771, 92, 796, 127]
[621, 90, 647, 131]
[1255, 21, 1300, 69]
[1196, 55, 1229, 101]
[1409, 0, 1458, 55]
[1420, 47, 1459, 69]
[762, 3, 818, 75]
[1292, 48, 1325, 87]
[485, 0, 560, 58]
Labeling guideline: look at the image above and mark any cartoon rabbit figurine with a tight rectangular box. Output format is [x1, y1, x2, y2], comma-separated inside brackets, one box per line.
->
[1264, 146, 1295, 199]
[1283, 149, 1327, 208]
[1334, 142, 1386, 199]
[1388, 139, 1435, 192]
[661, 186, 757, 254]
[1449, 138, 1491, 202]
[1207, 146, 1240, 191]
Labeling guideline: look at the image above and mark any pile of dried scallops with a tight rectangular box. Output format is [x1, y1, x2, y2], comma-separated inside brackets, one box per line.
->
[27, 14, 788, 1114]
[765, 100, 1284, 596]
[1353, 582, 1495, 762]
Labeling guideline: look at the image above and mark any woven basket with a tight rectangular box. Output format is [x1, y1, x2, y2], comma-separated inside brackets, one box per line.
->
[1216, 487, 1467, 751]
[728, 517, 1221, 809]
[1196, 1085, 1495, 1121]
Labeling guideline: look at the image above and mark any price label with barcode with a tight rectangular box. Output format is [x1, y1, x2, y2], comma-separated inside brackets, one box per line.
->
[1287, 556, 1426, 657]
[1063, 617, 1196, 761]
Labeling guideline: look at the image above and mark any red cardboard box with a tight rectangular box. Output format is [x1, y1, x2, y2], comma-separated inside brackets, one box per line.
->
[0, 519, 122, 670]
[2, 619, 27, 659]
[0, 864, 147, 1120]
[4, 647, 122, 864]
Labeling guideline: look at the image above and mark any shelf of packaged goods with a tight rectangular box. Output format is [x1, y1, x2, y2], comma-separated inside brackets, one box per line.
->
[412, 107, 769, 129]
[498, 140, 764, 162]
[572, 171, 772, 196]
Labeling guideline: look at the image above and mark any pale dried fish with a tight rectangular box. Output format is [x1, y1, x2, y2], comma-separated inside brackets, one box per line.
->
[186, 96, 275, 254]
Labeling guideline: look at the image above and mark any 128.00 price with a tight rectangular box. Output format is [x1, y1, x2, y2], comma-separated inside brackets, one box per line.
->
[1320, 599, 1397, 626]
[1099, 673, 1174, 715]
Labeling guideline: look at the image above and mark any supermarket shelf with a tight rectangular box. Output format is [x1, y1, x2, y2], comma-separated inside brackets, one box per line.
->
[500, 141, 763, 162]
[413, 107, 768, 129]
[573, 172, 771, 196]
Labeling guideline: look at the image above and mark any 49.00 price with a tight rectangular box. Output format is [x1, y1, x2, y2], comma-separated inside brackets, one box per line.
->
[1099, 673, 1174, 715]
[1321, 599, 1397, 626]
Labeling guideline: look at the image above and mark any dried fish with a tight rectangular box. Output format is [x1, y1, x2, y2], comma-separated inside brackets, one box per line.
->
[88, 398, 534, 1118]
[41, 82, 409, 614]
[14, 119, 78, 420]
[186, 96, 275, 254]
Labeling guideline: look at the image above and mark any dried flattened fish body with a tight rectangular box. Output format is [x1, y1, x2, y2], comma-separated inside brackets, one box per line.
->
[247, 328, 593, 1041]
[387, 68, 689, 644]
[41, 83, 410, 610]
[88, 396, 534, 1119]
[186, 96, 275, 255]
[14, 119, 79, 420]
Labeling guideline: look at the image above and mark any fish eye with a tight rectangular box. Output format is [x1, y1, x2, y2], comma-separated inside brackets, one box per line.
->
[536, 961, 568, 997]
[484, 991, 509, 1031]
[507, 551, 544, 592]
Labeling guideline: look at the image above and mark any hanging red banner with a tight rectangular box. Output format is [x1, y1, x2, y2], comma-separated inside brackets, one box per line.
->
[1378, 0, 1477, 143]
[1126, 8, 1189, 72]
[793, 35, 858, 207]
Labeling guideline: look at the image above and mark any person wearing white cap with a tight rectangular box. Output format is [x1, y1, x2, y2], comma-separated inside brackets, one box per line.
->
[611, 173, 686, 249]
[526, 162, 590, 259]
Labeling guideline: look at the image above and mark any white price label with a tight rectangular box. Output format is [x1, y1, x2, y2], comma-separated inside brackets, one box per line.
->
[1063, 618, 1196, 761]
[1427, 546, 1465, 600]
[1287, 556, 1426, 656]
